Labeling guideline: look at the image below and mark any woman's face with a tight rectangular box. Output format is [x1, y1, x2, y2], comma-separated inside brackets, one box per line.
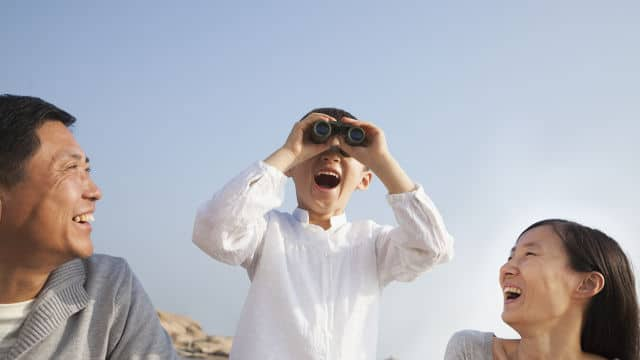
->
[499, 225, 584, 328]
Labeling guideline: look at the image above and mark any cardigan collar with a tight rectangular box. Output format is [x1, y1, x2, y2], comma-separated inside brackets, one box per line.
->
[7, 258, 89, 359]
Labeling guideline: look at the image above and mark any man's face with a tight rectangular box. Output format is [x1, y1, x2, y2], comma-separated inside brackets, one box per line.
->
[0, 121, 102, 268]
[289, 147, 371, 219]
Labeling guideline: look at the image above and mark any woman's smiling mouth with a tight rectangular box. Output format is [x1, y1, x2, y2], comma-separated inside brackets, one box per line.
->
[503, 285, 522, 304]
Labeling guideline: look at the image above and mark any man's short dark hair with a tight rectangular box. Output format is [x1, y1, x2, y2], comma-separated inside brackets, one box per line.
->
[0, 94, 76, 187]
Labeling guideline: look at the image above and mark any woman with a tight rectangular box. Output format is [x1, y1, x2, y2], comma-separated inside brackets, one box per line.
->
[445, 219, 639, 360]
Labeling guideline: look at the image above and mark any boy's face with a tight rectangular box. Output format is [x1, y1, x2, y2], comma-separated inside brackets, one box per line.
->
[289, 147, 372, 219]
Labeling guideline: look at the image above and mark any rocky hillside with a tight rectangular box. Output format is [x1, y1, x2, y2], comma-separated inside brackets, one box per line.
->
[157, 310, 231, 359]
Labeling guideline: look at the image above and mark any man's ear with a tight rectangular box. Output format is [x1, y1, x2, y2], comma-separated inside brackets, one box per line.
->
[356, 170, 373, 190]
[575, 271, 605, 299]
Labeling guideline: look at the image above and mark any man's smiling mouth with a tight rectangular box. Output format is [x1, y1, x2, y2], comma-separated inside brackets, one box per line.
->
[72, 213, 95, 224]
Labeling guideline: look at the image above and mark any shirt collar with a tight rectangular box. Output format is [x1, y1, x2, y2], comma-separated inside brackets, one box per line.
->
[292, 208, 347, 228]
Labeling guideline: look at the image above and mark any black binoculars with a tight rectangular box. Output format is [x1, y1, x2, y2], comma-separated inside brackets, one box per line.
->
[310, 120, 366, 146]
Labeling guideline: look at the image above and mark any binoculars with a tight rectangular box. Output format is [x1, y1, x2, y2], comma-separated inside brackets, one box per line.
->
[310, 120, 366, 146]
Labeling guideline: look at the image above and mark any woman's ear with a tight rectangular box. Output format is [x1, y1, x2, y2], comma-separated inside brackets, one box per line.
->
[576, 271, 605, 299]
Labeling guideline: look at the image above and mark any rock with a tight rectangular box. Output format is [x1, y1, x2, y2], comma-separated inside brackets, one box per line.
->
[158, 310, 232, 359]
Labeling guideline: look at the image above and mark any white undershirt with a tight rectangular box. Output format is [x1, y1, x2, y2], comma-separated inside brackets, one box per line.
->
[0, 299, 34, 350]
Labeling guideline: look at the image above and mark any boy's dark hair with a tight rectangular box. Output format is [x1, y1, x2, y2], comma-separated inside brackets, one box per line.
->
[520, 219, 639, 360]
[0, 94, 76, 187]
[300, 107, 358, 121]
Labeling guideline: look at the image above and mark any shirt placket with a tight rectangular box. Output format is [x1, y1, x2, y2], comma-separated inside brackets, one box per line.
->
[320, 230, 332, 360]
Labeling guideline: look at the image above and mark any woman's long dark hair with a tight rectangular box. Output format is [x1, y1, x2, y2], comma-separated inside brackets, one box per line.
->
[521, 219, 639, 360]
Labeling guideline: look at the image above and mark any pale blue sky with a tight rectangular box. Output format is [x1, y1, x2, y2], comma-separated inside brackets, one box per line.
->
[2, 1, 639, 358]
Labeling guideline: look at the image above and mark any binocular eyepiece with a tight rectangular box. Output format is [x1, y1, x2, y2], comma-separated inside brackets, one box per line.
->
[310, 120, 366, 146]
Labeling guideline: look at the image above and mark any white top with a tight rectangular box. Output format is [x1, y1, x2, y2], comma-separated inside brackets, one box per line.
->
[0, 299, 34, 351]
[193, 161, 454, 360]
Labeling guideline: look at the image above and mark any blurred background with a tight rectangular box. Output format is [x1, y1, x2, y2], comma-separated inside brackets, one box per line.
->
[2, 1, 639, 358]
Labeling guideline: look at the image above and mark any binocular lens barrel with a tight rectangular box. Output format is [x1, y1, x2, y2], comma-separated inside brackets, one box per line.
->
[310, 120, 366, 146]
[345, 127, 365, 145]
[311, 121, 332, 143]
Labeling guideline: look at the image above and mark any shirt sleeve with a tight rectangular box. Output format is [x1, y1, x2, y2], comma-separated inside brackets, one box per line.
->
[375, 184, 454, 287]
[107, 261, 178, 360]
[192, 161, 287, 268]
[444, 330, 494, 360]
[444, 331, 472, 360]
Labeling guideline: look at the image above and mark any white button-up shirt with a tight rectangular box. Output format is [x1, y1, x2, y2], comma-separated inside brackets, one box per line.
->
[193, 161, 454, 360]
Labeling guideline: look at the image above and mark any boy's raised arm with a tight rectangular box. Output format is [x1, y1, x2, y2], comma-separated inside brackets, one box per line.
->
[192, 162, 286, 267]
[375, 185, 454, 287]
[337, 117, 454, 287]
[193, 112, 335, 267]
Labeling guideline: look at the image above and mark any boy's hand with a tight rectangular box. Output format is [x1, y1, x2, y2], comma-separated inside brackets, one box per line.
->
[264, 113, 337, 174]
[338, 117, 415, 194]
[336, 117, 390, 170]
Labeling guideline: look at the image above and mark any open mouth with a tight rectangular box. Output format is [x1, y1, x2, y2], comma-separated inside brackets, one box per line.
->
[503, 286, 522, 301]
[314, 170, 341, 189]
[72, 213, 95, 224]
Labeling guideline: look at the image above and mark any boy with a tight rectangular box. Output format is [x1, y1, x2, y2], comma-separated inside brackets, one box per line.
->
[193, 108, 454, 359]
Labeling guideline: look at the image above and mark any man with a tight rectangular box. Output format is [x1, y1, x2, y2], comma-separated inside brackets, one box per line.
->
[0, 94, 177, 359]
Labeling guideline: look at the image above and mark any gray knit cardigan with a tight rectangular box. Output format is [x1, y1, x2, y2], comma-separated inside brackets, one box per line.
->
[0, 254, 178, 359]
